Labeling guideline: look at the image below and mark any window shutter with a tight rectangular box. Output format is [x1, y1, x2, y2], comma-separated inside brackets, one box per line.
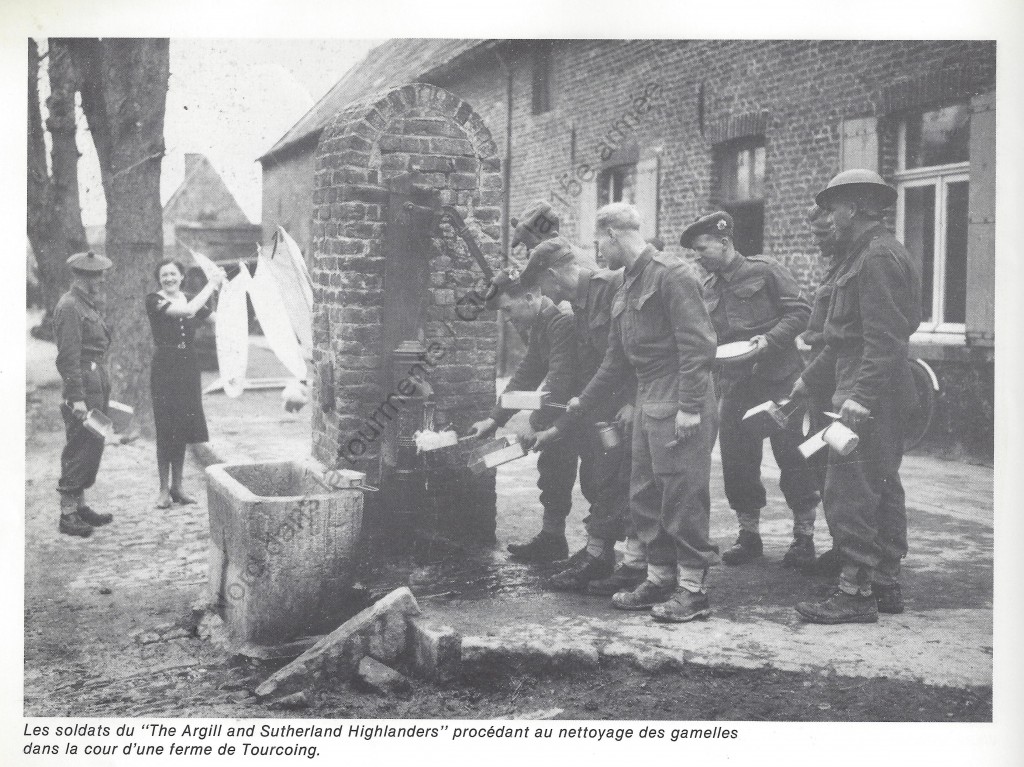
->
[634, 156, 660, 239]
[578, 178, 598, 260]
[966, 91, 995, 343]
[840, 117, 879, 172]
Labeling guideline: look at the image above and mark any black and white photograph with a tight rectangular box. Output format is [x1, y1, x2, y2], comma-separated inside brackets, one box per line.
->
[6, 1, 1023, 763]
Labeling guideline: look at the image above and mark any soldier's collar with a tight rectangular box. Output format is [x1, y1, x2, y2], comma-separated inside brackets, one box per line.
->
[624, 246, 655, 288]
[839, 224, 886, 262]
[72, 284, 98, 310]
[720, 252, 746, 282]
[574, 268, 594, 308]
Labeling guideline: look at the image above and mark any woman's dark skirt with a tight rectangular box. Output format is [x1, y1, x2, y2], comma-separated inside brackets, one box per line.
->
[151, 346, 209, 449]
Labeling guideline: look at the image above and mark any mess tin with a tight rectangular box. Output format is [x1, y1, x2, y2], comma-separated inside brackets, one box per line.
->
[715, 339, 759, 364]
[468, 435, 527, 474]
[798, 420, 859, 458]
[594, 421, 623, 450]
[82, 409, 115, 442]
[742, 398, 803, 439]
[500, 390, 548, 410]
[107, 401, 134, 433]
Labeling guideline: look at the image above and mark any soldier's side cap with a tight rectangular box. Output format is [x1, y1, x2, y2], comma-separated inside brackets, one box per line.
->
[511, 199, 560, 249]
[518, 236, 576, 286]
[815, 169, 897, 209]
[679, 211, 734, 248]
[483, 269, 523, 311]
[66, 250, 112, 272]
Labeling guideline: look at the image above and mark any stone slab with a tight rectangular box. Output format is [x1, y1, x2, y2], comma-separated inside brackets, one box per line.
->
[356, 656, 412, 696]
[408, 619, 461, 682]
[255, 587, 420, 698]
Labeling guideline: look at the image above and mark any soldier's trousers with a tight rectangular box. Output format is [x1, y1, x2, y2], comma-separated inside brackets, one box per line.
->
[57, 363, 110, 497]
[536, 425, 631, 542]
[825, 364, 911, 587]
[536, 438, 578, 529]
[577, 423, 632, 542]
[719, 374, 820, 535]
[630, 387, 720, 571]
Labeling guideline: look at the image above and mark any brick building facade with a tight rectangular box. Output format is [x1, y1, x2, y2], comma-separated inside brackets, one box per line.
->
[261, 39, 996, 460]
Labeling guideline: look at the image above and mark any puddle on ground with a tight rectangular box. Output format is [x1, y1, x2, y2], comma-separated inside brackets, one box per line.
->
[351, 531, 553, 604]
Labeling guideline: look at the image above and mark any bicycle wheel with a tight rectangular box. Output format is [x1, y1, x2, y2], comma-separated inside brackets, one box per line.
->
[904, 360, 936, 451]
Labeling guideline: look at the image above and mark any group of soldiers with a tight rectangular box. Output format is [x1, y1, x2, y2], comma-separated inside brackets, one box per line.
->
[469, 168, 922, 625]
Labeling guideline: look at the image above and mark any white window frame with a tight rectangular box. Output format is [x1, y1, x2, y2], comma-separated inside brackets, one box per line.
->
[894, 119, 970, 338]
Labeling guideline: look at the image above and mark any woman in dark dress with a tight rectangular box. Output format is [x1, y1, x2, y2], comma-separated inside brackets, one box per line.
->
[146, 260, 225, 508]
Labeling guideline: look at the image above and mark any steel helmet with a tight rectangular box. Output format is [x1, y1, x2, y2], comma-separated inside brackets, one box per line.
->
[815, 169, 897, 209]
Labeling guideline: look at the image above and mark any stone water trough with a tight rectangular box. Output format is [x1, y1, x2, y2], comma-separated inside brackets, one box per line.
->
[205, 460, 366, 647]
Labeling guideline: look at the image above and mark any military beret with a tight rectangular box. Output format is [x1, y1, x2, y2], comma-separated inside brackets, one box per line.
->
[679, 211, 734, 248]
[483, 269, 525, 311]
[67, 250, 112, 272]
[511, 200, 560, 249]
[518, 236, 576, 287]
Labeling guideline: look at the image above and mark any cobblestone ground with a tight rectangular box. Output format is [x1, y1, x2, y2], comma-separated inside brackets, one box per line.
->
[24, 383, 245, 717]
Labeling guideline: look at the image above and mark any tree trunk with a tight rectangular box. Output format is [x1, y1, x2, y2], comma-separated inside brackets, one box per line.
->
[26, 38, 89, 339]
[74, 39, 169, 433]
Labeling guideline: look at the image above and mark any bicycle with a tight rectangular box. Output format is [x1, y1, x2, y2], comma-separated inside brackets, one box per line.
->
[905, 357, 940, 451]
[797, 340, 939, 451]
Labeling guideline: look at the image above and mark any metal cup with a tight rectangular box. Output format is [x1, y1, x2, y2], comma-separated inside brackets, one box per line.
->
[822, 422, 859, 455]
[595, 421, 622, 450]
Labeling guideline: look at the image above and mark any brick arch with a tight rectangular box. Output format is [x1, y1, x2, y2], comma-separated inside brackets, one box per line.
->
[310, 84, 501, 536]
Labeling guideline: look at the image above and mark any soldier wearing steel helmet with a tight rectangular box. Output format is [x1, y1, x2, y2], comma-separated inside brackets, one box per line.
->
[53, 251, 116, 538]
[791, 169, 922, 624]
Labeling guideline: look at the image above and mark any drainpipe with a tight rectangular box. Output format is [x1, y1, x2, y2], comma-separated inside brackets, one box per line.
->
[495, 44, 514, 377]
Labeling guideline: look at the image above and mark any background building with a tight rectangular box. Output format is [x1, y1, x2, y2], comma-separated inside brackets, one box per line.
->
[261, 39, 996, 460]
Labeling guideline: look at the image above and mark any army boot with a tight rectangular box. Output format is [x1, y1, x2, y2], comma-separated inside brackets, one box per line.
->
[795, 589, 878, 624]
[507, 531, 568, 563]
[651, 588, 711, 623]
[586, 563, 648, 595]
[546, 547, 614, 591]
[722, 530, 763, 565]
[58, 495, 92, 538]
[781, 534, 816, 570]
[77, 505, 113, 526]
[611, 579, 676, 610]
[872, 583, 904, 614]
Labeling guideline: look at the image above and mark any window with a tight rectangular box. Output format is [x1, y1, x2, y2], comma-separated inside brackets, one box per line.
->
[713, 138, 765, 256]
[597, 164, 635, 207]
[895, 103, 971, 330]
[531, 43, 552, 115]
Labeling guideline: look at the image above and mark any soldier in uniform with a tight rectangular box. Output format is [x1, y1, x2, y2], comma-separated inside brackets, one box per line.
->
[468, 272, 582, 562]
[517, 236, 640, 592]
[53, 251, 116, 538]
[793, 170, 922, 623]
[680, 211, 820, 569]
[568, 202, 720, 623]
[801, 204, 843, 576]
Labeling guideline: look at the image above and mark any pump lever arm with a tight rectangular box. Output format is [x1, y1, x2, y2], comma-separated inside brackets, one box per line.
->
[439, 206, 496, 283]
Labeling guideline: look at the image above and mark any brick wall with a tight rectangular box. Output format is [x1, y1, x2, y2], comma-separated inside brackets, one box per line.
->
[433, 40, 994, 286]
[261, 147, 316, 258]
[310, 84, 504, 536]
